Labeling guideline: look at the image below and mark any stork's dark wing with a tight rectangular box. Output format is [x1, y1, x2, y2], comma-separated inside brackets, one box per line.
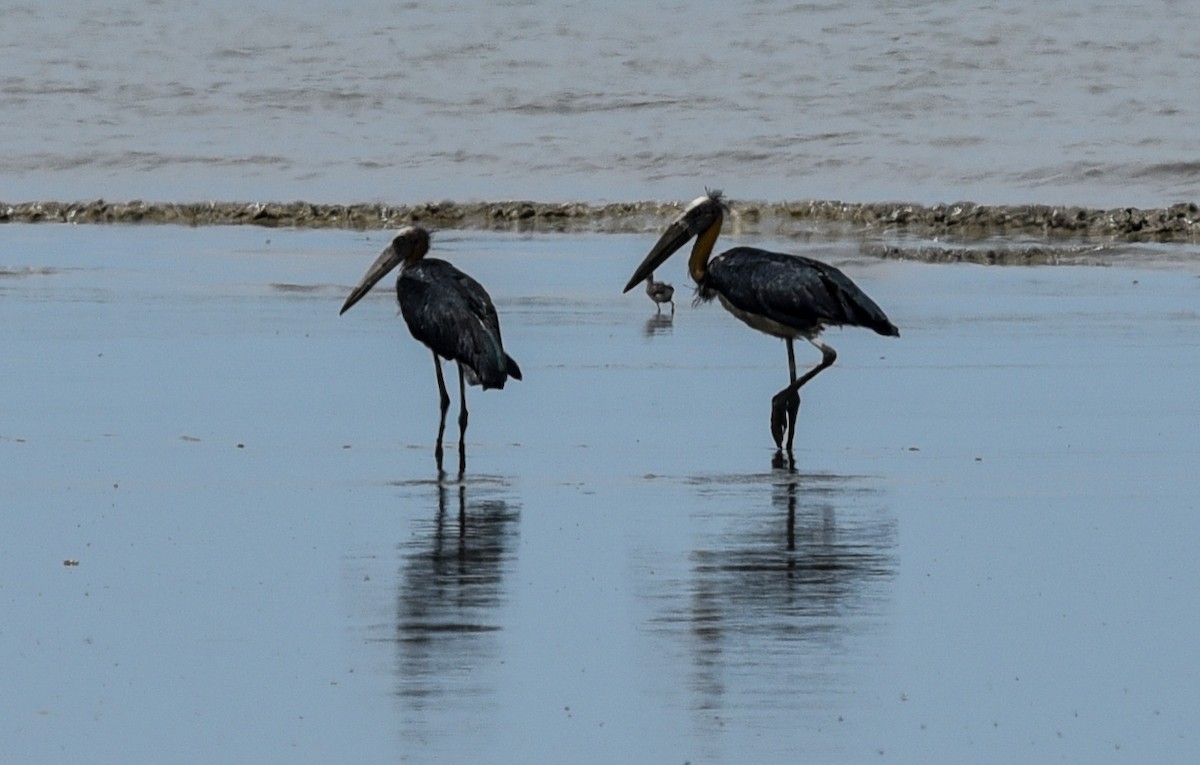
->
[709, 248, 898, 337]
[398, 259, 521, 389]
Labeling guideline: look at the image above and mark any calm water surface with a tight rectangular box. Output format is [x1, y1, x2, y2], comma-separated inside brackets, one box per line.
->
[3, 0, 1199, 206]
[3, 225, 1199, 763]
[6, 3, 1199, 761]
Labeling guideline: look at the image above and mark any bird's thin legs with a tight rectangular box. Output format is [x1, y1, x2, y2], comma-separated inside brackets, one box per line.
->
[433, 357, 471, 478]
[456, 362, 469, 476]
[770, 339, 800, 449]
[771, 338, 837, 452]
[433, 351, 451, 475]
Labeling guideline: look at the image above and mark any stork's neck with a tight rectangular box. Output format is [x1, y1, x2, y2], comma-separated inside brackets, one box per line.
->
[689, 215, 722, 284]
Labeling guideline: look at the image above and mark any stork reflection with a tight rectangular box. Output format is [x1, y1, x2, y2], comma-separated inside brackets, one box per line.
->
[395, 478, 519, 706]
[659, 465, 896, 729]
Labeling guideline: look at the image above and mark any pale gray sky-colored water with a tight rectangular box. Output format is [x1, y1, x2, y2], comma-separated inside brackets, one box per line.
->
[4, 2, 1200, 761]
[3, 0, 1199, 206]
[3, 225, 1200, 763]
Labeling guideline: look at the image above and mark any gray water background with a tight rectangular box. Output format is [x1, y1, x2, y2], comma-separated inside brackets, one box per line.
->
[3, 0, 1198, 208]
[5, 3, 1200, 763]
[4, 225, 1200, 764]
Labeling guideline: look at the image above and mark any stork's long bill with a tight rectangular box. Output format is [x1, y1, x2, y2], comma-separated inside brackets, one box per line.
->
[339, 226, 431, 315]
[622, 191, 728, 293]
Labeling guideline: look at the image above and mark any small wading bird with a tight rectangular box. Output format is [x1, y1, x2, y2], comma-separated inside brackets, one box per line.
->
[623, 190, 898, 453]
[644, 272, 675, 314]
[340, 226, 521, 475]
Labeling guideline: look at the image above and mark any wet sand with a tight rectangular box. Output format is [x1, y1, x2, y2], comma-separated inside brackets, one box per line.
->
[2, 224, 1199, 764]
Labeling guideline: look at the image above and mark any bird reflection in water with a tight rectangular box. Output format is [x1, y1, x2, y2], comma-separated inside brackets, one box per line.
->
[394, 478, 519, 706]
[643, 312, 674, 337]
[663, 464, 897, 721]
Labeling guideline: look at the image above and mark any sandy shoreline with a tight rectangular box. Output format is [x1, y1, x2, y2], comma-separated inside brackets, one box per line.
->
[4, 198, 1199, 253]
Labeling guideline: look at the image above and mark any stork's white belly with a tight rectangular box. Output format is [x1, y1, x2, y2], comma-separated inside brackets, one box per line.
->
[717, 294, 819, 339]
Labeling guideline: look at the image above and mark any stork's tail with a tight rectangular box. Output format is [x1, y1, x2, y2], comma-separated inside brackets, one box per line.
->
[505, 354, 523, 382]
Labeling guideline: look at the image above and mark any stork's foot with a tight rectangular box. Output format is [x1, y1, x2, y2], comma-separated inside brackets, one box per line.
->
[771, 449, 794, 470]
[770, 389, 801, 449]
[785, 389, 801, 451]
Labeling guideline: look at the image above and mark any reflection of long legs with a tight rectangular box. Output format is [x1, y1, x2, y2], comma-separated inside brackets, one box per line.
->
[456, 363, 469, 476]
[433, 352, 450, 474]
[785, 475, 797, 553]
[456, 482, 467, 562]
[432, 478, 467, 563]
[772, 452, 799, 551]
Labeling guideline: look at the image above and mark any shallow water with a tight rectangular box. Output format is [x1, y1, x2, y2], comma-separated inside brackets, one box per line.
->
[3, 225, 1199, 763]
[4, 0, 1199, 207]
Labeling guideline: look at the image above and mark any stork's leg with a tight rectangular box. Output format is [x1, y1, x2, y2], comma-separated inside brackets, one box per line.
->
[771, 339, 838, 451]
[770, 339, 799, 449]
[669, 299, 675, 316]
[456, 362, 469, 476]
[433, 352, 450, 475]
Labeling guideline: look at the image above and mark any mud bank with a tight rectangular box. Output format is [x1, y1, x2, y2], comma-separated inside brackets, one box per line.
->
[4, 198, 1199, 245]
[862, 243, 1119, 266]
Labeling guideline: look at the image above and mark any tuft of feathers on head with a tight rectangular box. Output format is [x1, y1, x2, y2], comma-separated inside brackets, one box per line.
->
[699, 187, 730, 216]
[685, 187, 729, 216]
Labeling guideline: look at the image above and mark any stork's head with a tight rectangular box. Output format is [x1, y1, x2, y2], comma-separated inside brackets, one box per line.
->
[623, 189, 728, 292]
[339, 226, 431, 315]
